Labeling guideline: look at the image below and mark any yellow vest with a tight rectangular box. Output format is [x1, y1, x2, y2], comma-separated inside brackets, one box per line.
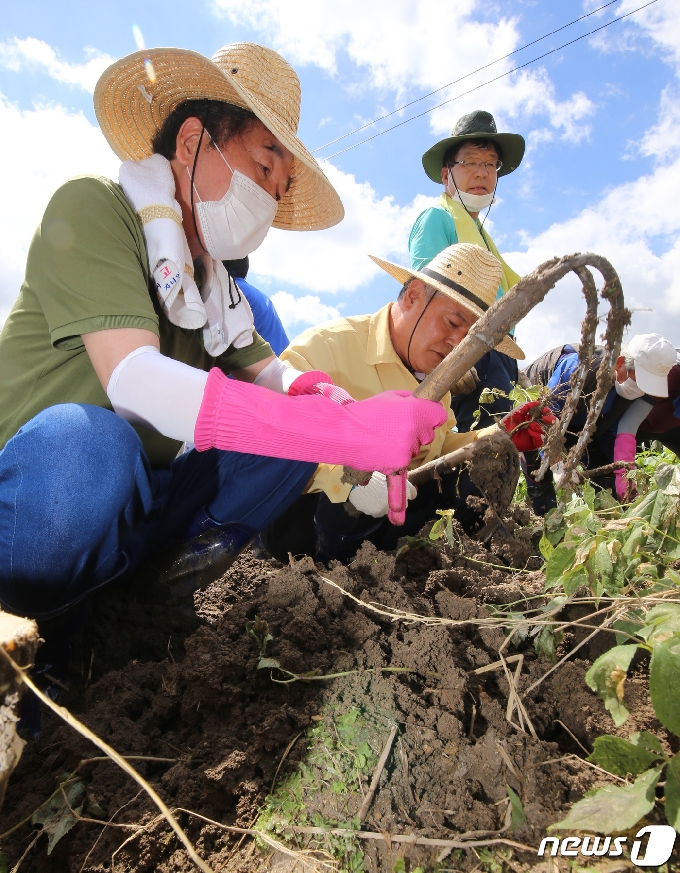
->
[439, 194, 520, 295]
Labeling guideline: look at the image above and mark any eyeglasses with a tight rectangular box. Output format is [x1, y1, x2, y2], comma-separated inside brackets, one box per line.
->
[451, 160, 502, 173]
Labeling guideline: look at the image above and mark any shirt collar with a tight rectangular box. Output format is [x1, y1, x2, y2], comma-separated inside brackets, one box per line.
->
[366, 303, 403, 367]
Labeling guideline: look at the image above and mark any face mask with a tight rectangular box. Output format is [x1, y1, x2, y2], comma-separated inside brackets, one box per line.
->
[191, 145, 278, 260]
[614, 378, 645, 400]
[447, 169, 495, 211]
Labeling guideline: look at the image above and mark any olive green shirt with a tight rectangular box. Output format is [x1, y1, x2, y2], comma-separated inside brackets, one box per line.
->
[0, 175, 272, 467]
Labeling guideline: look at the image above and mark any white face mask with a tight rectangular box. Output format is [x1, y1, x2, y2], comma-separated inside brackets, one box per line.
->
[446, 169, 495, 212]
[191, 144, 278, 260]
[614, 377, 645, 400]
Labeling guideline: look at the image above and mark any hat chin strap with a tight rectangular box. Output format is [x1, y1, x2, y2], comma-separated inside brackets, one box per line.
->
[406, 289, 437, 373]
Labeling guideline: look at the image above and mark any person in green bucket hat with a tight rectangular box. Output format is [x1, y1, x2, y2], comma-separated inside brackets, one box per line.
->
[409, 109, 526, 432]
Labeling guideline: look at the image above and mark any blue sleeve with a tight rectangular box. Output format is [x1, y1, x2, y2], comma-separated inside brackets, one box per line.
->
[234, 277, 290, 357]
[408, 207, 457, 270]
[547, 352, 579, 414]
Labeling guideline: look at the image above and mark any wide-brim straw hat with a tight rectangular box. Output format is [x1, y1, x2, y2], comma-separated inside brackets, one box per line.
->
[370, 243, 524, 360]
[422, 110, 525, 184]
[94, 43, 344, 232]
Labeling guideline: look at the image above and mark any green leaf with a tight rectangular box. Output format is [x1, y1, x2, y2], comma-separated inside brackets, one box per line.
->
[665, 755, 680, 831]
[587, 735, 664, 776]
[650, 639, 680, 736]
[545, 544, 576, 588]
[643, 603, 680, 645]
[0, 852, 7, 873]
[583, 481, 596, 510]
[506, 785, 526, 831]
[534, 625, 557, 662]
[592, 540, 614, 592]
[585, 644, 638, 726]
[551, 767, 662, 833]
[428, 517, 446, 541]
[562, 565, 588, 596]
[621, 524, 647, 559]
[630, 731, 665, 754]
[539, 534, 554, 561]
[32, 779, 86, 854]
[258, 657, 281, 670]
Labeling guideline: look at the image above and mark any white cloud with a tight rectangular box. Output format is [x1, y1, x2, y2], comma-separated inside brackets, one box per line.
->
[507, 148, 680, 363]
[589, 1, 680, 74]
[0, 37, 113, 92]
[269, 292, 341, 332]
[0, 94, 119, 327]
[638, 84, 680, 162]
[213, 0, 595, 142]
[252, 165, 436, 293]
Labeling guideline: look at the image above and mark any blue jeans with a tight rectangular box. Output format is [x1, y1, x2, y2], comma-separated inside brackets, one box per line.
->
[0, 404, 315, 620]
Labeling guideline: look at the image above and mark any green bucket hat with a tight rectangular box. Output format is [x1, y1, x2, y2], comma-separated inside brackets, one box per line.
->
[422, 110, 525, 184]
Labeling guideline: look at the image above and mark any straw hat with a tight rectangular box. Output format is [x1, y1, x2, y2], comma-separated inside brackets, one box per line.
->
[370, 243, 524, 360]
[94, 43, 344, 231]
[422, 110, 525, 184]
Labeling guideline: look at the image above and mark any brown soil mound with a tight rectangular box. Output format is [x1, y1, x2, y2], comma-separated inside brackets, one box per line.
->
[0, 519, 660, 872]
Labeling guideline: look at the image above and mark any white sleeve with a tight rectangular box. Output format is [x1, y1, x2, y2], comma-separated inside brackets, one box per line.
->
[252, 356, 306, 394]
[106, 346, 208, 443]
[616, 398, 655, 436]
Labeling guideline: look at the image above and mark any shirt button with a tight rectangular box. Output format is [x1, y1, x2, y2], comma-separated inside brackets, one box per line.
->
[333, 485, 341, 493]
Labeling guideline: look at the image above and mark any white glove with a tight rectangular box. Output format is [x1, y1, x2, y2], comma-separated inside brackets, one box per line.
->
[348, 471, 417, 518]
[450, 367, 480, 396]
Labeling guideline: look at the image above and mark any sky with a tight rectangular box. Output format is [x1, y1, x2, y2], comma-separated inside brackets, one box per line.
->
[1, 0, 679, 363]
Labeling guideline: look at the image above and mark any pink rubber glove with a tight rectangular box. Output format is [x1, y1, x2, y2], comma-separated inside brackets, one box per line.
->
[287, 370, 354, 405]
[194, 368, 447, 473]
[614, 432, 637, 501]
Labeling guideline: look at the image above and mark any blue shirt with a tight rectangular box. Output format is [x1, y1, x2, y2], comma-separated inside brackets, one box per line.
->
[547, 351, 616, 426]
[234, 277, 289, 357]
[408, 205, 504, 303]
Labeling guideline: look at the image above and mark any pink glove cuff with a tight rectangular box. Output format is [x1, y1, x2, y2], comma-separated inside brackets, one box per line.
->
[288, 370, 355, 405]
[194, 368, 447, 474]
[614, 432, 637, 462]
[287, 370, 332, 395]
[614, 432, 637, 500]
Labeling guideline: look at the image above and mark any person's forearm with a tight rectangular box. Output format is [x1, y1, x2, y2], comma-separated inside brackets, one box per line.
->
[107, 346, 207, 442]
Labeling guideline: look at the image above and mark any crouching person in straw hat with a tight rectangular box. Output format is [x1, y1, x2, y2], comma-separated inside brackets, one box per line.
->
[0, 45, 447, 657]
[410, 110, 526, 433]
[260, 243, 553, 565]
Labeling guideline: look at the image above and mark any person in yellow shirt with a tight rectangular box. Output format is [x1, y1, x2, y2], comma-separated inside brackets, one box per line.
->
[261, 243, 526, 563]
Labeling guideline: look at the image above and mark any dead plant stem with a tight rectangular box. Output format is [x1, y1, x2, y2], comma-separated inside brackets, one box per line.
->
[0, 647, 214, 873]
[358, 724, 398, 822]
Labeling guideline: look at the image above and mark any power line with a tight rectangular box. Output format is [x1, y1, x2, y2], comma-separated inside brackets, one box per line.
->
[313, 0, 621, 154]
[319, 0, 659, 162]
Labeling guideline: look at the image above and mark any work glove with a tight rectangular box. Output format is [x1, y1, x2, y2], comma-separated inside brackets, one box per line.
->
[450, 367, 480, 396]
[613, 432, 637, 501]
[194, 368, 448, 474]
[287, 370, 354, 405]
[349, 471, 417, 518]
[502, 401, 556, 452]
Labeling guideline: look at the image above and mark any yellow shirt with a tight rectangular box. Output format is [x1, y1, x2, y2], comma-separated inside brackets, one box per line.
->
[281, 303, 495, 502]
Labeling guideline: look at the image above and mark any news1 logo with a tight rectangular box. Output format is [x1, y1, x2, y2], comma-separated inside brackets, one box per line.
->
[538, 826, 676, 866]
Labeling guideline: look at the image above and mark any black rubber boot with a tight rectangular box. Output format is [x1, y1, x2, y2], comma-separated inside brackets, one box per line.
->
[155, 522, 257, 600]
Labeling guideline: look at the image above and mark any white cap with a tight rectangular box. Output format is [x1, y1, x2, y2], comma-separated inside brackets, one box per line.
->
[627, 333, 676, 397]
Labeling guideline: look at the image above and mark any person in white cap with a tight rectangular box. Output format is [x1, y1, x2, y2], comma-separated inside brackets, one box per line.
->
[524, 333, 677, 505]
[0, 44, 446, 655]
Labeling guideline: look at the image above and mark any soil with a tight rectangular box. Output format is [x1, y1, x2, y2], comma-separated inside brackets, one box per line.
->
[0, 513, 672, 873]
